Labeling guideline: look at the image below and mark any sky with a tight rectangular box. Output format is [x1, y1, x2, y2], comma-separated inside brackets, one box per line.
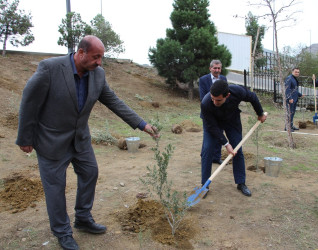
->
[6, 0, 318, 65]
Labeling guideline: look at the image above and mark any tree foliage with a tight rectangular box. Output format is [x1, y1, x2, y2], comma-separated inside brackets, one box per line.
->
[90, 14, 124, 58]
[58, 13, 124, 57]
[0, 0, 34, 56]
[57, 12, 92, 53]
[245, 11, 266, 67]
[298, 51, 318, 81]
[149, 0, 231, 98]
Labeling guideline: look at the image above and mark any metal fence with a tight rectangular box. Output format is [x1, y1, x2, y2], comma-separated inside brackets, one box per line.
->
[243, 52, 317, 111]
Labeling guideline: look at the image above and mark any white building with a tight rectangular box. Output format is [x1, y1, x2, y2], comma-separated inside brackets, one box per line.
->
[217, 32, 252, 72]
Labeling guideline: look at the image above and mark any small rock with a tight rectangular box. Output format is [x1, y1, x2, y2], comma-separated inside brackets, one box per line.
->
[171, 124, 183, 134]
[120, 182, 125, 187]
[113, 187, 118, 190]
[22, 238, 27, 242]
[136, 192, 148, 199]
[117, 138, 127, 150]
[42, 241, 49, 246]
[223, 241, 232, 248]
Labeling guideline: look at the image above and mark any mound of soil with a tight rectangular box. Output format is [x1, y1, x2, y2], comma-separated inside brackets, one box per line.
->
[180, 120, 201, 132]
[116, 199, 197, 249]
[0, 172, 44, 213]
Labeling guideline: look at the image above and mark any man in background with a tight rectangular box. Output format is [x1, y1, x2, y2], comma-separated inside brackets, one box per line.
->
[284, 67, 303, 132]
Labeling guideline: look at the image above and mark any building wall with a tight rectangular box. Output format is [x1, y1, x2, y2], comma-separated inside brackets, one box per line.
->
[217, 32, 252, 72]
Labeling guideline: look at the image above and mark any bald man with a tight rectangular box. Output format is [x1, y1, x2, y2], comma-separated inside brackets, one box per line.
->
[16, 35, 159, 250]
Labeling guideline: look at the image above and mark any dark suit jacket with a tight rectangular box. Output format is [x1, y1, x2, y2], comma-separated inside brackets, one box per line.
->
[199, 73, 227, 101]
[201, 85, 263, 145]
[284, 74, 302, 102]
[16, 55, 143, 160]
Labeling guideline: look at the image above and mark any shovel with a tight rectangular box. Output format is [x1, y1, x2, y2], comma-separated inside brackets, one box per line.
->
[187, 112, 268, 207]
[312, 74, 318, 124]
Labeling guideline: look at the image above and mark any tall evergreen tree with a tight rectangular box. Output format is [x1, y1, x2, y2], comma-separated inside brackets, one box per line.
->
[90, 14, 124, 58]
[0, 0, 34, 56]
[57, 12, 92, 53]
[149, 0, 231, 99]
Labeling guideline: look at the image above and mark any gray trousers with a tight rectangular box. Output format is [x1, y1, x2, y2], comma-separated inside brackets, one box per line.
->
[37, 144, 98, 238]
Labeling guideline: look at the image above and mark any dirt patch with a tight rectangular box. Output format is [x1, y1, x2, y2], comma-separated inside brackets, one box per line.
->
[263, 132, 313, 149]
[1, 112, 19, 129]
[138, 101, 161, 108]
[180, 120, 201, 132]
[304, 120, 317, 129]
[0, 171, 44, 213]
[116, 199, 197, 249]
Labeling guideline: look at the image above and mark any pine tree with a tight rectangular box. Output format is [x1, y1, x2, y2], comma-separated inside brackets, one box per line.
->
[90, 14, 124, 58]
[149, 0, 231, 99]
[57, 12, 92, 53]
[0, 0, 34, 56]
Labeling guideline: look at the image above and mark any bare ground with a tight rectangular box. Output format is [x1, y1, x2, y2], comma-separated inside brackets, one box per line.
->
[0, 53, 318, 250]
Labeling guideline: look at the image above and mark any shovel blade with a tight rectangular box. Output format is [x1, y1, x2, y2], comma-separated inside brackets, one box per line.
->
[187, 180, 211, 207]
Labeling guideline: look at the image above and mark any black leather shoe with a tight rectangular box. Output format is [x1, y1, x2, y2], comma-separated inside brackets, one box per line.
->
[237, 184, 252, 197]
[292, 126, 299, 130]
[74, 219, 107, 234]
[212, 159, 223, 164]
[58, 235, 79, 250]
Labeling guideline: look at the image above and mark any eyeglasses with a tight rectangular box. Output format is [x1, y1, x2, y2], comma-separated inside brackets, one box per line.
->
[212, 67, 221, 70]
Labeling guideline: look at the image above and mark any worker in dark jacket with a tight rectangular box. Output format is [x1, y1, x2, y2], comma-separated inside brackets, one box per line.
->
[284, 68, 303, 131]
[201, 80, 267, 197]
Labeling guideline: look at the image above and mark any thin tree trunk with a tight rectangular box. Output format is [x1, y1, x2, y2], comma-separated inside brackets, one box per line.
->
[273, 18, 295, 148]
[188, 80, 194, 100]
[2, 34, 7, 57]
[175, 80, 194, 100]
[251, 27, 261, 92]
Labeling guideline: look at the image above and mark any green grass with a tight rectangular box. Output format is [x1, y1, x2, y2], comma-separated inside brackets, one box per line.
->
[290, 163, 312, 172]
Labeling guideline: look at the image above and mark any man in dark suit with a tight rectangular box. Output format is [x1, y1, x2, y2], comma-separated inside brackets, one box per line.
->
[199, 60, 227, 101]
[16, 35, 159, 250]
[199, 60, 227, 198]
[201, 80, 266, 197]
[284, 68, 303, 132]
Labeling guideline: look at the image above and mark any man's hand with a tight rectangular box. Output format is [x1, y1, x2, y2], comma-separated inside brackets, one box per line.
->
[258, 113, 267, 123]
[225, 144, 236, 156]
[19, 145, 33, 153]
[143, 124, 160, 138]
[289, 99, 294, 104]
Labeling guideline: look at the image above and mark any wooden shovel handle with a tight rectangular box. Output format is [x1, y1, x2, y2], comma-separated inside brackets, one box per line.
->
[208, 112, 268, 182]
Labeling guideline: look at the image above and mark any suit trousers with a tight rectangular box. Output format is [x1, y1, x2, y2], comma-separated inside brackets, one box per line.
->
[37, 144, 98, 238]
[201, 123, 246, 186]
[201, 122, 222, 161]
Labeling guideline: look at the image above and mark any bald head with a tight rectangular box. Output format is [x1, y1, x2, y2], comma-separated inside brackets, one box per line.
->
[74, 35, 105, 76]
[77, 35, 105, 53]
